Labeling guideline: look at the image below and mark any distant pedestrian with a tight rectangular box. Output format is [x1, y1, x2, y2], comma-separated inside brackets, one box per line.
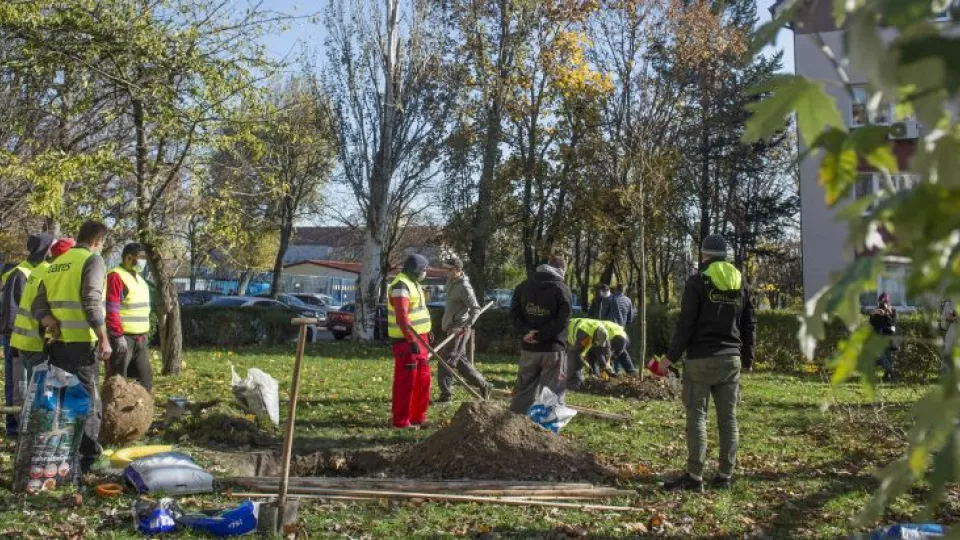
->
[940, 298, 957, 373]
[437, 256, 492, 404]
[588, 284, 611, 320]
[870, 292, 898, 382]
[509, 253, 572, 414]
[658, 234, 756, 492]
[608, 284, 634, 327]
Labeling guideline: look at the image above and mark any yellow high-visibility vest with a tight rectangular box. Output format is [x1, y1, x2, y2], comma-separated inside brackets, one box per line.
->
[601, 320, 628, 341]
[107, 266, 151, 335]
[387, 273, 432, 339]
[1, 260, 35, 289]
[10, 262, 50, 352]
[567, 318, 604, 348]
[43, 247, 98, 343]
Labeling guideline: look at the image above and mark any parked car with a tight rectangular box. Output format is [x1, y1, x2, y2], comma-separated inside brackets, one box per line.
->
[291, 293, 342, 322]
[327, 303, 388, 341]
[203, 295, 318, 341]
[178, 290, 224, 306]
[256, 293, 325, 325]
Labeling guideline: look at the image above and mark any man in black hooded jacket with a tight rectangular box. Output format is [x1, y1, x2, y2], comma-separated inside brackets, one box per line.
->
[508, 253, 573, 413]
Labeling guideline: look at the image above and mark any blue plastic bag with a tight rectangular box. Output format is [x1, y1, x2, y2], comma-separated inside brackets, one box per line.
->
[177, 500, 258, 537]
[133, 498, 178, 535]
[527, 387, 577, 433]
[870, 523, 947, 539]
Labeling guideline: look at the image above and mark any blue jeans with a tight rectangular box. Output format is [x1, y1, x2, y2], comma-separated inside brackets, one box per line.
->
[879, 348, 894, 376]
[611, 336, 637, 374]
[3, 334, 16, 436]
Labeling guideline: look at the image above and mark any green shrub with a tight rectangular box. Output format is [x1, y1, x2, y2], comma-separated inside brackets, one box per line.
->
[455, 307, 942, 382]
[180, 306, 299, 346]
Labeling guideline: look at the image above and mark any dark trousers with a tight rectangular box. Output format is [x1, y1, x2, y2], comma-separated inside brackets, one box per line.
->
[109, 335, 153, 391]
[47, 342, 102, 470]
[438, 328, 487, 399]
[2, 334, 15, 436]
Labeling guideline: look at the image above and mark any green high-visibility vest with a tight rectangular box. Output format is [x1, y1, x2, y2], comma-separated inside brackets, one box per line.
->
[10, 262, 50, 352]
[567, 318, 604, 348]
[600, 320, 628, 341]
[387, 273, 432, 339]
[107, 266, 151, 335]
[43, 247, 98, 343]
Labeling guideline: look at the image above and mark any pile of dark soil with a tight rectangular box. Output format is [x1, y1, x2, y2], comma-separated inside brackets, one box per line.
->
[100, 376, 154, 446]
[393, 402, 616, 482]
[164, 403, 279, 448]
[578, 374, 680, 401]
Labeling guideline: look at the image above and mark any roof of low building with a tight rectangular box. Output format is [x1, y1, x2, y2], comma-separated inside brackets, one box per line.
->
[284, 259, 447, 280]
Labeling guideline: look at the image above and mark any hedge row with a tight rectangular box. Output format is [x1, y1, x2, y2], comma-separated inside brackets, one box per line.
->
[451, 307, 943, 382]
[180, 305, 299, 347]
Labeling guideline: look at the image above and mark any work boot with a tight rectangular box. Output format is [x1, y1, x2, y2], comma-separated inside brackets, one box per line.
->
[662, 473, 703, 492]
[710, 475, 733, 490]
[480, 384, 493, 400]
[434, 395, 453, 406]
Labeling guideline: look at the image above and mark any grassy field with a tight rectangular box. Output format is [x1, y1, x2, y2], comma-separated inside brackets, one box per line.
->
[0, 341, 953, 538]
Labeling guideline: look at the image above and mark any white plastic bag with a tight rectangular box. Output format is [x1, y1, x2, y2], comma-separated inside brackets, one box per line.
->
[230, 365, 279, 426]
[526, 387, 577, 433]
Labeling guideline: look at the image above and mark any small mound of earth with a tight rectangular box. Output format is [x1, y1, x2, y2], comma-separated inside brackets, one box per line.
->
[578, 375, 680, 401]
[100, 376, 154, 446]
[164, 403, 279, 448]
[393, 401, 616, 482]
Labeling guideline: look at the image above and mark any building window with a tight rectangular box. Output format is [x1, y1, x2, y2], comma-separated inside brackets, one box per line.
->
[879, 263, 910, 308]
[851, 86, 894, 127]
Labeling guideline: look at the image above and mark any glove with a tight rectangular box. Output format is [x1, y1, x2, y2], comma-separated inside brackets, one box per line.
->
[409, 341, 421, 355]
[647, 358, 672, 377]
[113, 336, 128, 355]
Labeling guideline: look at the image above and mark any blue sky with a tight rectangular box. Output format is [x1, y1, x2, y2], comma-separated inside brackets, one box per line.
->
[259, 0, 795, 74]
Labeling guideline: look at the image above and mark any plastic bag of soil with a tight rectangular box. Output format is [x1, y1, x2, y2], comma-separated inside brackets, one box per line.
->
[230, 365, 279, 426]
[527, 387, 576, 433]
[13, 362, 91, 494]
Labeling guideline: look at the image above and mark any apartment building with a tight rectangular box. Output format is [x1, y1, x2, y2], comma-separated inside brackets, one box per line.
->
[771, 0, 958, 309]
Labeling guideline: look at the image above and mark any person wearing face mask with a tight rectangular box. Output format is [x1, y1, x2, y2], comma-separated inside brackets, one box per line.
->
[387, 254, 433, 428]
[588, 284, 611, 320]
[10, 238, 76, 405]
[105, 243, 153, 391]
[32, 220, 111, 473]
[1, 232, 55, 437]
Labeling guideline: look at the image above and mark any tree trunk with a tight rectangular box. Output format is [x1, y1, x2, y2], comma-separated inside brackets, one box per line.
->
[146, 245, 183, 375]
[698, 91, 711, 258]
[355, 0, 399, 341]
[637, 186, 647, 380]
[270, 206, 294, 297]
[357, 230, 384, 340]
[238, 271, 252, 295]
[468, 103, 502, 300]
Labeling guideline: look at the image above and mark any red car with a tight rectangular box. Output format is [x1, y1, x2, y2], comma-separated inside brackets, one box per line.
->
[327, 303, 388, 340]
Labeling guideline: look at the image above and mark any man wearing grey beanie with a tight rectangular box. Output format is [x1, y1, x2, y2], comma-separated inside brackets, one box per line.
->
[657, 234, 756, 492]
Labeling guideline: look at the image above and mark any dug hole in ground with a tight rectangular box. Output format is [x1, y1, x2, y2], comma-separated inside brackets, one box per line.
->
[180, 375, 678, 483]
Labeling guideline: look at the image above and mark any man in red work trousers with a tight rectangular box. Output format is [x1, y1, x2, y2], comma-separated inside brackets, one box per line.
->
[387, 254, 433, 428]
